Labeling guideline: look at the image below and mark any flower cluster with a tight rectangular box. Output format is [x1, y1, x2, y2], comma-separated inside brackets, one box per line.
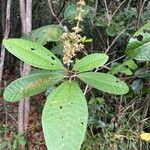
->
[62, 0, 85, 66]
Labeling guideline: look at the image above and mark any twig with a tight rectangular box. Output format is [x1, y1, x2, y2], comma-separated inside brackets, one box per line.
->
[127, 0, 132, 10]
[99, 55, 126, 71]
[105, 21, 134, 53]
[137, 0, 147, 28]
[94, 0, 99, 15]
[112, 0, 126, 18]
[3, 99, 8, 139]
[56, 0, 66, 18]
[47, 0, 62, 25]
[142, 78, 150, 118]
[103, 0, 111, 26]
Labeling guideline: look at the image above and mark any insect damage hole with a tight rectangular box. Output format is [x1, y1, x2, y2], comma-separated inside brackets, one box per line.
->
[31, 48, 36, 51]
[51, 56, 55, 60]
[60, 106, 63, 109]
[137, 35, 143, 41]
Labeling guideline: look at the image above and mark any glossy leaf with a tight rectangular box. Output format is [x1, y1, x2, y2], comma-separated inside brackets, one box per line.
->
[126, 22, 150, 61]
[78, 72, 129, 95]
[3, 38, 64, 70]
[4, 71, 65, 102]
[23, 25, 62, 45]
[131, 79, 143, 92]
[73, 53, 108, 72]
[42, 81, 88, 150]
[135, 68, 150, 78]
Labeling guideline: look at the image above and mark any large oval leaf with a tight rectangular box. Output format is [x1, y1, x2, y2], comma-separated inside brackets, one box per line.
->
[126, 22, 150, 61]
[73, 53, 108, 72]
[78, 72, 129, 95]
[3, 38, 64, 70]
[4, 71, 65, 102]
[42, 81, 88, 150]
[23, 25, 63, 45]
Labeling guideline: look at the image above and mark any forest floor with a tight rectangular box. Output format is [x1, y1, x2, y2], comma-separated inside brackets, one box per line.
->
[0, 67, 47, 149]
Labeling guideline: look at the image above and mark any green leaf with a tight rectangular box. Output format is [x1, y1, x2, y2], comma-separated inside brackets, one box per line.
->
[110, 62, 132, 75]
[106, 24, 119, 37]
[133, 22, 150, 36]
[132, 79, 143, 92]
[73, 53, 108, 72]
[51, 42, 64, 56]
[93, 14, 107, 27]
[42, 81, 88, 150]
[13, 134, 26, 150]
[4, 71, 65, 102]
[78, 72, 129, 95]
[126, 22, 150, 61]
[64, 4, 93, 21]
[3, 38, 64, 70]
[124, 59, 138, 70]
[23, 25, 62, 45]
[135, 68, 150, 78]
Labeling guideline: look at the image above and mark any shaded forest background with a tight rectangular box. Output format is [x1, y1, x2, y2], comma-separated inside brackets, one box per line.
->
[0, 0, 150, 149]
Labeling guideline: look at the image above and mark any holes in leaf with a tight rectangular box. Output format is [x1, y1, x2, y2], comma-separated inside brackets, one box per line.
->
[31, 48, 36, 51]
[137, 35, 143, 41]
[81, 122, 83, 125]
[70, 102, 73, 105]
[51, 63, 54, 66]
[116, 80, 119, 83]
[60, 106, 63, 109]
[61, 136, 64, 139]
[124, 65, 129, 68]
[51, 56, 55, 60]
[60, 117, 62, 120]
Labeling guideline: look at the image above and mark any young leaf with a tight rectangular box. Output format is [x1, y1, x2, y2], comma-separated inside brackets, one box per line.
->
[78, 72, 129, 95]
[73, 53, 108, 72]
[3, 38, 64, 70]
[23, 25, 62, 45]
[4, 71, 65, 102]
[109, 62, 132, 75]
[42, 81, 88, 150]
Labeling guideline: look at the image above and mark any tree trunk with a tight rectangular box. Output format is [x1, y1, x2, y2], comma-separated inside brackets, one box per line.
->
[0, 0, 11, 86]
[18, 0, 32, 148]
[24, 0, 32, 131]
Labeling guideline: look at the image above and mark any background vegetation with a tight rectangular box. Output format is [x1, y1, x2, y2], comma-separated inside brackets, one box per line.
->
[0, 0, 150, 149]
